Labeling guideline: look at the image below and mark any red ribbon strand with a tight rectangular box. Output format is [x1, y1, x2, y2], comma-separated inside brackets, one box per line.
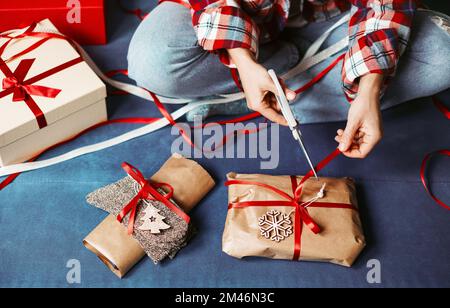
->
[432, 96, 450, 120]
[295, 54, 346, 94]
[420, 150, 450, 211]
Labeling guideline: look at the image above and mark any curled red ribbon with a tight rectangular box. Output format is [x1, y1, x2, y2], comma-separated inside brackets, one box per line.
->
[420, 149, 450, 211]
[225, 148, 358, 260]
[117, 162, 191, 235]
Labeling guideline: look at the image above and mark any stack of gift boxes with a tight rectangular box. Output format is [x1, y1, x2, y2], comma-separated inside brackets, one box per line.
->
[0, 1, 366, 279]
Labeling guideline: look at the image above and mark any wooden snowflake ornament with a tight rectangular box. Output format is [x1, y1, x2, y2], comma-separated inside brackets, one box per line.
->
[258, 210, 293, 242]
[138, 205, 171, 234]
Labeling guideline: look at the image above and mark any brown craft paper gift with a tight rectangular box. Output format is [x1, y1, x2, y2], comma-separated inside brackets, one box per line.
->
[83, 154, 215, 278]
[223, 173, 366, 267]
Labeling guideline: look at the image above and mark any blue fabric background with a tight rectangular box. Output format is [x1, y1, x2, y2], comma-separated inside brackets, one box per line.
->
[0, 0, 449, 288]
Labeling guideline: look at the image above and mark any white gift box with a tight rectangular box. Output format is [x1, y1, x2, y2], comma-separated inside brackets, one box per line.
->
[0, 20, 107, 166]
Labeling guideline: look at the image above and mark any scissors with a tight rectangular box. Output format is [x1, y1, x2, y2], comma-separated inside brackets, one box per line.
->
[268, 69, 318, 179]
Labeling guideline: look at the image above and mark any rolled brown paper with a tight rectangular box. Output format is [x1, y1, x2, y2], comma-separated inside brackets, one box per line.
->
[83, 215, 145, 278]
[83, 154, 215, 278]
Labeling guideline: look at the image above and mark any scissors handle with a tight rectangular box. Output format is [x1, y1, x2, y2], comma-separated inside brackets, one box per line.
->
[268, 70, 298, 128]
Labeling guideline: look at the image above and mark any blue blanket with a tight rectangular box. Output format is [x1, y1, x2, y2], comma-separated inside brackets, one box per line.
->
[0, 0, 449, 288]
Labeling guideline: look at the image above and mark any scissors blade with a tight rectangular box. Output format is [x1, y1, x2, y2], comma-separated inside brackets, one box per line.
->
[296, 131, 319, 179]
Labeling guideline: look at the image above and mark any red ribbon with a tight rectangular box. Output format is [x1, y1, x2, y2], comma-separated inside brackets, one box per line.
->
[117, 162, 191, 235]
[420, 149, 450, 211]
[295, 54, 345, 94]
[225, 148, 358, 260]
[433, 96, 450, 120]
[0, 26, 69, 65]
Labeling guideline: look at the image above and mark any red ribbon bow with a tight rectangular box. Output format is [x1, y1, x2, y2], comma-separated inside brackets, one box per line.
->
[225, 148, 358, 260]
[0, 21, 83, 129]
[117, 162, 191, 235]
[0, 56, 83, 129]
[2, 58, 62, 102]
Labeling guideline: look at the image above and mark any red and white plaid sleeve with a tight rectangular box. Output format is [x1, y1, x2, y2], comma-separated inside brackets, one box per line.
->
[342, 0, 416, 100]
[188, 0, 260, 67]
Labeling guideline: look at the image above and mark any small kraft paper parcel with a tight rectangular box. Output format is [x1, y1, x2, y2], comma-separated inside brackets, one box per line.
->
[84, 154, 216, 278]
[223, 173, 366, 267]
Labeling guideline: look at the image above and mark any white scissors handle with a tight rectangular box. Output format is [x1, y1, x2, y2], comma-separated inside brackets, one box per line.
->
[268, 70, 298, 128]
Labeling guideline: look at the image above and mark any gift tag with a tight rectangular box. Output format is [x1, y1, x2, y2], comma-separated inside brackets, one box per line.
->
[138, 205, 171, 234]
[131, 179, 176, 234]
[258, 210, 293, 242]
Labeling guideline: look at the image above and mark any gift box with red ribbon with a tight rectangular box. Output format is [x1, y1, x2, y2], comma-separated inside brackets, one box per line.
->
[0, 0, 106, 45]
[223, 171, 366, 267]
[0, 19, 107, 167]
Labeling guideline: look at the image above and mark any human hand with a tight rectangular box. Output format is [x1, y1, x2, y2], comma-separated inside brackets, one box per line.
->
[336, 74, 384, 158]
[228, 48, 296, 125]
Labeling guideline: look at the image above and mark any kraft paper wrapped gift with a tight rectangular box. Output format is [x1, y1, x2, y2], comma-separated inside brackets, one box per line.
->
[223, 173, 366, 267]
[84, 154, 216, 278]
[0, 19, 107, 166]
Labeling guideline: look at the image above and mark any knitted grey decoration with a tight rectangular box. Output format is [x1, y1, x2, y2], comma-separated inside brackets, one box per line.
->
[86, 176, 195, 264]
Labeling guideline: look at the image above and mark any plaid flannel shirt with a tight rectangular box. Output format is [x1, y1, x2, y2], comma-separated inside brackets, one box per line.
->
[182, 0, 416, 99]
